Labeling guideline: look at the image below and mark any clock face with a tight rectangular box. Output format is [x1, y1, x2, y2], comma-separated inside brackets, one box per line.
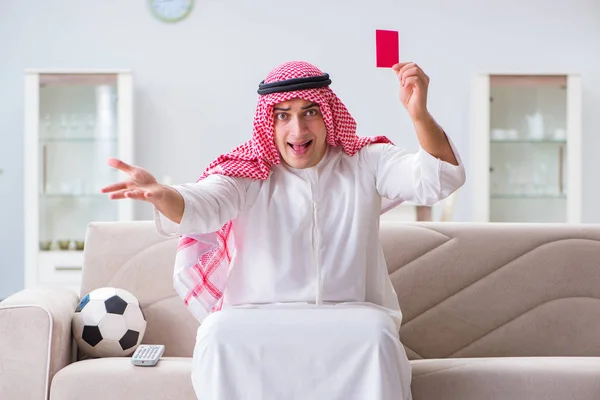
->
[148, 0, 193, 23]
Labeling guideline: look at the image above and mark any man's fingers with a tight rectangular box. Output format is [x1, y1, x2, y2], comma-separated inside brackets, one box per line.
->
[392, 62, 411, 73]
[124, 190, 147, 200]
[397, 62, 416, 75]
[400, 67, 429, 87]
[107, 189, 129, 200]
[107, 158, 135, 174]
[394, 62, 428, 80]
[397, 64, 429, 84]
[402, 76, 420, 88]
[401, 66, 419, 78]
[400, 67, 419, 85]
[100, 181, 128, 193]
[397, 64, 416, 85]
[415, 67, 429, 84]
[107, 188, 147, 201]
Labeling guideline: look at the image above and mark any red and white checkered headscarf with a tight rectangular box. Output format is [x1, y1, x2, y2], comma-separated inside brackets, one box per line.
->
[173, 61, 393, 322]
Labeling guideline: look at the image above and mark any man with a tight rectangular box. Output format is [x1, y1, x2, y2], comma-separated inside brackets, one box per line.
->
[102, 60, 465, 400]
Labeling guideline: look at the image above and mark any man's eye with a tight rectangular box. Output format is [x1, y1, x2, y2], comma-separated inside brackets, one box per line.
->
[305, 109, 317, 117]
[276, 113, 288, 121]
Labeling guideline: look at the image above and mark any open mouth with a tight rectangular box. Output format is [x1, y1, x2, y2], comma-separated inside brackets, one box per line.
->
[288, 140, 312, 155]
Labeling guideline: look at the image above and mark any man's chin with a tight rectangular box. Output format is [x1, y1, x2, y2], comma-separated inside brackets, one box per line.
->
[279, 145, 327, 169]
[282, 155, 315, 170]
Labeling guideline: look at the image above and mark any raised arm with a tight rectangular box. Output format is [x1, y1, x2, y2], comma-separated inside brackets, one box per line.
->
[101, 158, 186, 223]
[366, 62, 466, 205]
[101, 158, 247, 236]
[392, 61, 459, 167]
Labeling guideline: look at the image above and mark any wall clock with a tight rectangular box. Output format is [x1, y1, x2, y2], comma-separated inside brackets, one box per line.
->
[148, 0, 194, 23]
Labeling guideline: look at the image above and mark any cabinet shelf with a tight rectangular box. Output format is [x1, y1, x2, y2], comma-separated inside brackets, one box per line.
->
[39, 193, 106, 198]
[39, 250, 84, 257]
[490, 194, 567, 199]
[40, 137, 117, 143]
[490, 139, 567, 144]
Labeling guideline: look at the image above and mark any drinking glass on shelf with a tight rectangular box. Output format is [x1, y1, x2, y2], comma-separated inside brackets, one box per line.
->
[506, 161, 535, 196]
[526, 112, 545, 140]
[533, 163, 547, 195]
[553, 128, 566, 141]
[505, 162, 516, 195]
[491, 129, 506, 140]
[84, 113, 97, 138]
[70, 114, 83, 138]
[41, 114, 54, 138]
[506, 129, 518, 140]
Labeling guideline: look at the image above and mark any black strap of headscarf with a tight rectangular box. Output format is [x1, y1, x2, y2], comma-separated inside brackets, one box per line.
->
[257, 74, 331, 95]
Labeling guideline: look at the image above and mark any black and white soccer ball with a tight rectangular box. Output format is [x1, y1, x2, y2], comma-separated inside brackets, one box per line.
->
[72, 287, 147, 358]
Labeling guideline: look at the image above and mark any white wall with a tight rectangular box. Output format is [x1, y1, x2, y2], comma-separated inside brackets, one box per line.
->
[1, 0, 599, 298]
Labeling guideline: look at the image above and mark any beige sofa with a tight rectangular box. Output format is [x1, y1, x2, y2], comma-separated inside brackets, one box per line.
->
[2, 221, 600, 399]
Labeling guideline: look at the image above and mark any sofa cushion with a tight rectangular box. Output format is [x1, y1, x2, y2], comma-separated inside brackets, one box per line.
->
[50, 356, 600, 400]
[411, 357, 600, 400]
[49, 357, 195, 400]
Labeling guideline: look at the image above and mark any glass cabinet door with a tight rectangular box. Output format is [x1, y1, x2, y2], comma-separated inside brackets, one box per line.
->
[24, 70, 133, 291]
[488, 75, 568, 223]
[37, 74, 122, 251]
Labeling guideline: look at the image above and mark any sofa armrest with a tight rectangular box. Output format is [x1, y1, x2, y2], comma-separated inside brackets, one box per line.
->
[0, 287, 79, 400]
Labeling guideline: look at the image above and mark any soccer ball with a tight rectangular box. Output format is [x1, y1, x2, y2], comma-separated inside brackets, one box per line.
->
[72, 287, 146, 358]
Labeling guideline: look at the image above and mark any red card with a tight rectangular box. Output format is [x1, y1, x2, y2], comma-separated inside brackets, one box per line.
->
[376, 30, 399, 68]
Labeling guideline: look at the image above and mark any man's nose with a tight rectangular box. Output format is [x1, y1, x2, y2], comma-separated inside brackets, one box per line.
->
[289, 115, 308, 136]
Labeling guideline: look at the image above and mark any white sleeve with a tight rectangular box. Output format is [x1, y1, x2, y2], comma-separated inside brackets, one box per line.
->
[153, 174, 248, 238]
[365, 135, 466, 207]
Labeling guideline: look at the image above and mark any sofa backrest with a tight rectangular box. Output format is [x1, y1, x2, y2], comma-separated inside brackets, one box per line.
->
[81, 220, 600, 359]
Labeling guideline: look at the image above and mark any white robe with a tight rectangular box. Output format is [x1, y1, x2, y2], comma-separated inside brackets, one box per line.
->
[156, 139, 466, 400]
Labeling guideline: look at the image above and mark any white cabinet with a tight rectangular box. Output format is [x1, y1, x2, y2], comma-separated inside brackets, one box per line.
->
[24, 70, 134, 293]
[471, 74, 582, 223]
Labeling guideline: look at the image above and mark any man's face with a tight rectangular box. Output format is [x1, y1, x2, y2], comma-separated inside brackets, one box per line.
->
[272, 98, 328, 169]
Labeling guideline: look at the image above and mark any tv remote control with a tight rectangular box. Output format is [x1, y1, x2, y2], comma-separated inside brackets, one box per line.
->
[131, 344, 165, 367]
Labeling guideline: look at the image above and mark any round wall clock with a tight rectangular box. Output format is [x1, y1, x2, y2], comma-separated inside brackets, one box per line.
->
[148, 0, 194, 23]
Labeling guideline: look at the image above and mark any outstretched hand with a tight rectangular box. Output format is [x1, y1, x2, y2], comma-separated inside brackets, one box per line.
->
[392, 62, 430, 122]
[101, 158, 165, 202]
